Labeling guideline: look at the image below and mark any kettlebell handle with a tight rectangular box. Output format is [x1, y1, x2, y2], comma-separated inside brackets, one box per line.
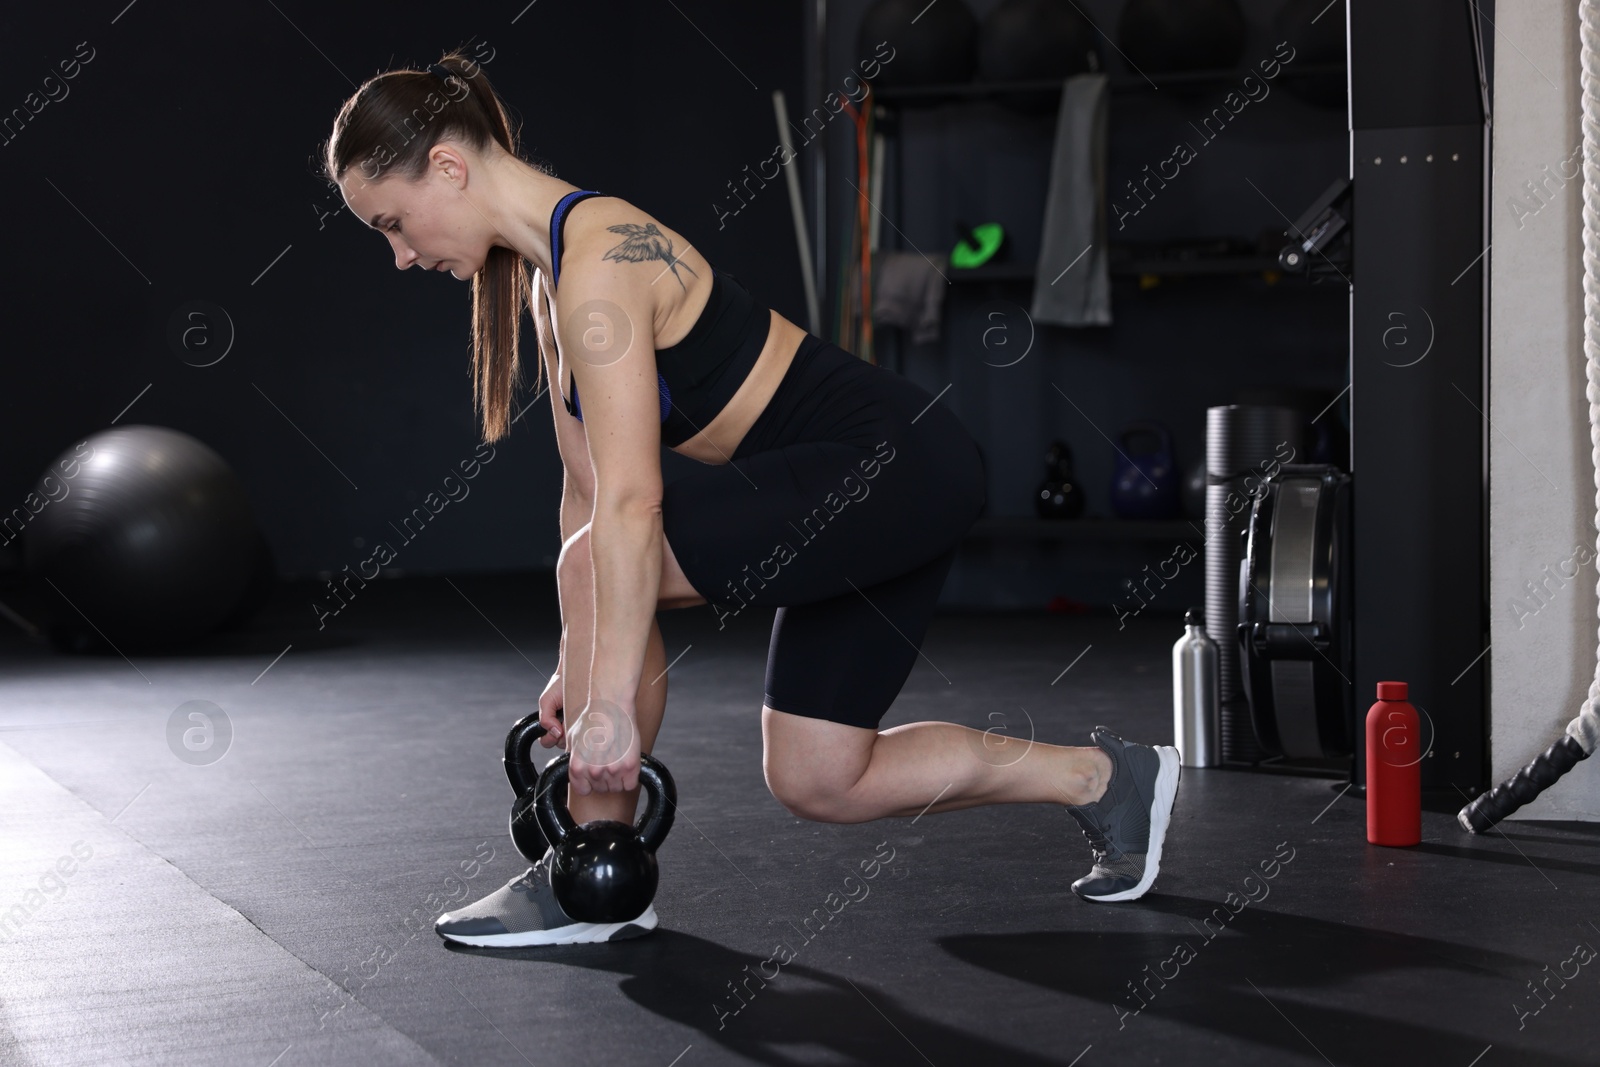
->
[533, 750, 678, 853]
[1120, 420, 1173, 457]
[503, 712, 548, 797]
[634, 756, 677, 852]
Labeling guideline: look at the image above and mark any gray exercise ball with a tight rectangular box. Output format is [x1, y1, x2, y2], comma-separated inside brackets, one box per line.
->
[23, 425, 262, 651]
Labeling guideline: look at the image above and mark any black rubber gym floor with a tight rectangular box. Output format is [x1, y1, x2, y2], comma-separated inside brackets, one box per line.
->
[0, 572, 1592, 1066]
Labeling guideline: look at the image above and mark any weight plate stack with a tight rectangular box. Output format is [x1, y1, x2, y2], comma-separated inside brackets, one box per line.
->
[1203, 404, 1305, 764]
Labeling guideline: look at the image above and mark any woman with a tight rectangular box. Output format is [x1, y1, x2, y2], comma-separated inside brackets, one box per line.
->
[322, 51, 1181, 948]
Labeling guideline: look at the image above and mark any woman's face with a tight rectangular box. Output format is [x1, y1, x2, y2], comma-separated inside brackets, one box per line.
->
[340, 147, 482, 278]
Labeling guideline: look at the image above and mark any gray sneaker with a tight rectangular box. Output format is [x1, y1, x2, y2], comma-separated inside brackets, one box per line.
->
[1064, 726, 1181, 902]
[434, 847, 659, 947]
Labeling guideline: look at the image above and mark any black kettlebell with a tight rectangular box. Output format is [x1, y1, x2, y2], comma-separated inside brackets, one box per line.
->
[1036, 439, 1084, 519]
[500, 712, 677, 924]
[503, 712, 553, 865]
[536, 752, 676, 923]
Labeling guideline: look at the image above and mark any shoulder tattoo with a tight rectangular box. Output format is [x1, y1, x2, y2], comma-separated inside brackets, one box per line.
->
[602, 222, 699, 291]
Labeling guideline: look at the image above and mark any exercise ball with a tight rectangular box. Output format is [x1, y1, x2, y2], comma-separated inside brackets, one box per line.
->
[858, 0, 979, 89]
[1274, 0, 1346, 108]
[978, 0, 1101, 114]
[979, 0, 1099, 82]
[24, 425, 262, 652]
[1119, 0, 1247, 78]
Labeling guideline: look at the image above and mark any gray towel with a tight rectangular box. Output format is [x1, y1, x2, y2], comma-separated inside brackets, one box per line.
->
[1031, 73, 1111, 327]
[872, 251, 947, 345]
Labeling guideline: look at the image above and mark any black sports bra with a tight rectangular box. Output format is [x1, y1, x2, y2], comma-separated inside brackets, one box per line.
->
[549, 190, 768, 448]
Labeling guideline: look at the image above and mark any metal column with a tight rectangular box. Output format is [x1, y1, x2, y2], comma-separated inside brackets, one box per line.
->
[1349, 1, 1489, 791]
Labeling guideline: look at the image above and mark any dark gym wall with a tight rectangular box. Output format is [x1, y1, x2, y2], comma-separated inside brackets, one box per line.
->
[0, 1, 807, 580]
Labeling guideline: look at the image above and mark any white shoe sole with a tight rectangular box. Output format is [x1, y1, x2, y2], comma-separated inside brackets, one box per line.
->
[436, 904, 658, 947]
[1081, 745, 1181, 903]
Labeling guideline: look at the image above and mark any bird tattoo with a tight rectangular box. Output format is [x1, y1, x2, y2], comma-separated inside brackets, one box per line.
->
[603, 223, 699, 290]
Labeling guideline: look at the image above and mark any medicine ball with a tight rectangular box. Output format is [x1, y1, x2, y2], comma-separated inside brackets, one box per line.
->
[858, 0, 979, 89]
[1274, 0, 1346, 108]
[1119, 0, 1248, 76]
[24, 425, 263, 652]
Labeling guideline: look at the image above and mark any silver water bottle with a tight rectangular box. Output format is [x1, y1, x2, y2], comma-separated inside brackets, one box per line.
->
[1173, 607, 1220, 767]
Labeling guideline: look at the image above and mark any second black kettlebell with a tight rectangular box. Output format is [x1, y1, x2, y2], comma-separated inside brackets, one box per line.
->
[1036, 439, 1085, 519]
[504, 713, 554, 865]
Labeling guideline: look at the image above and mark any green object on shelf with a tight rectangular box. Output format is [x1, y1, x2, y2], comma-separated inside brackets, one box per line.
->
[950, 220, 1006, 268]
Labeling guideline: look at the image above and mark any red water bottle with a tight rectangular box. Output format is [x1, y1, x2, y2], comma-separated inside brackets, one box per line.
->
[1366, 680, 1421, 846]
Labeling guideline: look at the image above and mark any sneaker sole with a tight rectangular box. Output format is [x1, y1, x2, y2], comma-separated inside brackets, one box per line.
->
[1080, 745, 1182, 903]
[436, 905, 658, 948]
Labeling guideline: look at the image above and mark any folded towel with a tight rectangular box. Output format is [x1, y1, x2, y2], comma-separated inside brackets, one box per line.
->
[872, 251, 948, 345]
[1032, 73, 1112, 327]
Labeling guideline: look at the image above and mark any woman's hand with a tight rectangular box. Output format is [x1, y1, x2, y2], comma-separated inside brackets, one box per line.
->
[537, 668, 566, 749]
[567, 700, 641, 796]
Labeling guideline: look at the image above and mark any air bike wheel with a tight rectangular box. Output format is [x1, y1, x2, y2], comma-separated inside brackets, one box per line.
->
[1236, 464, 1355, 760]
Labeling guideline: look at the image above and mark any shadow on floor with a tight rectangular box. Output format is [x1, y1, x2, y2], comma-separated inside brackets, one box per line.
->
[941, 895, 1578, 1066]
[446, 929, 1072, 1066]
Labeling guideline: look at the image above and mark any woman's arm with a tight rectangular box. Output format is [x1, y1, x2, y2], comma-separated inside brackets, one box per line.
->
[553, 263, 666, 795]
[586, 498, 659, 706]
[537, 271, 599, 746]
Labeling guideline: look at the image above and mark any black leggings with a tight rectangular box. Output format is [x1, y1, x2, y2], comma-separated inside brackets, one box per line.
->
[662, 333, 987, 729]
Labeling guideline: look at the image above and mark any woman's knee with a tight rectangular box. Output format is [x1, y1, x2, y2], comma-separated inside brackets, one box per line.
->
[557, 520, 705, 612]
[762, 707, 874, 823]
[766, 770, 857, 823]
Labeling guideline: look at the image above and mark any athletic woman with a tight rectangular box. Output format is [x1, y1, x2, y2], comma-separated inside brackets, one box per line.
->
[322, 51, 1181, 947]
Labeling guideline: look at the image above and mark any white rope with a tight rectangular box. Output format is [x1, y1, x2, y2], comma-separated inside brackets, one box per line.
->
[1571, 0, 1600, 754]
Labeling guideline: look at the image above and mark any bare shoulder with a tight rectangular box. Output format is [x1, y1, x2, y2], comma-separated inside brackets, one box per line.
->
[557, 197, 713, 346]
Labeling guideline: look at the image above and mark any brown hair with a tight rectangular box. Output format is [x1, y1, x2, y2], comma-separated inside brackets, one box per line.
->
[319, 48, 550, 444]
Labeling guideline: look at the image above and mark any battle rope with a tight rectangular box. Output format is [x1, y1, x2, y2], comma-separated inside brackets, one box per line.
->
[1457, 0, 1600, 831]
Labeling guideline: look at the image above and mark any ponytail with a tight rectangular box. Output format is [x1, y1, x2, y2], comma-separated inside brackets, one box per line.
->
[320, 48, 548, 444]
